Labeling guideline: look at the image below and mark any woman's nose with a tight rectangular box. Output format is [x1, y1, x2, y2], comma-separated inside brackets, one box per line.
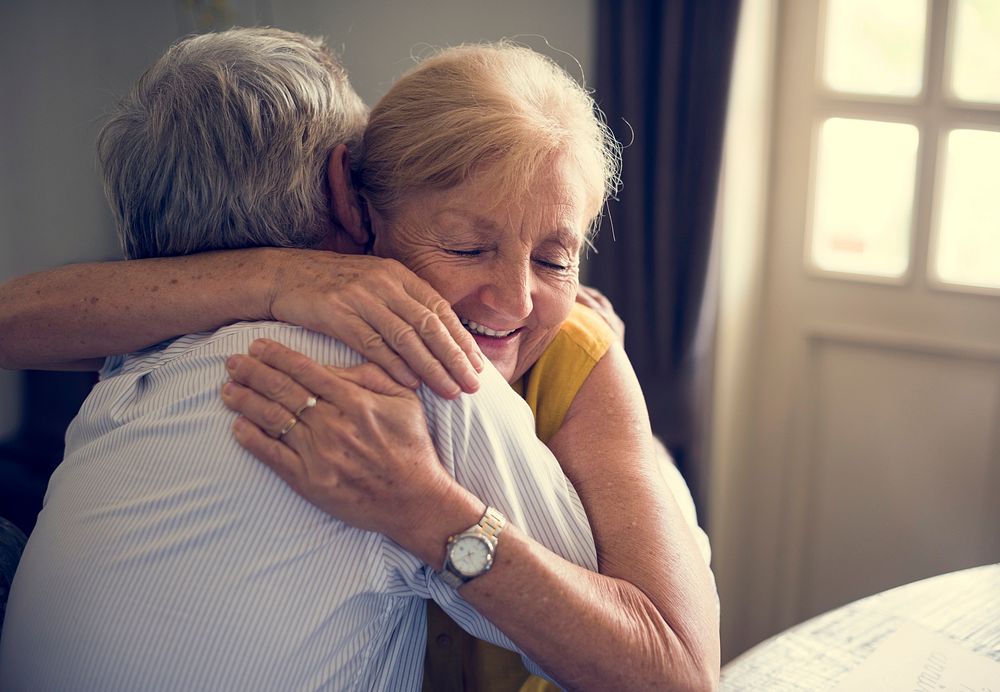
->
[479, 261, 533, 322]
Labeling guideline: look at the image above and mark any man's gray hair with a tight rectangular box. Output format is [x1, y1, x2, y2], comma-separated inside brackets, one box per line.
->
[98, 27, 368, 259]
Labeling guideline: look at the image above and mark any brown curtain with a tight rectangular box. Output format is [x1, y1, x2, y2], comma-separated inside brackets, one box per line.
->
[590, 0, 741, 513]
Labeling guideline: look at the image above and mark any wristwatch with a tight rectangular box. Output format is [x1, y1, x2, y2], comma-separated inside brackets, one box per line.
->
[438, 506, 506, 589]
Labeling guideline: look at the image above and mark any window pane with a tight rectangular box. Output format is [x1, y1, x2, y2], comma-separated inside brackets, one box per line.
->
[949, 0, 1000, 103]
[822, 0, 926, 97]
[933, 129, 1000, 290]
[811, 118, 919, 278]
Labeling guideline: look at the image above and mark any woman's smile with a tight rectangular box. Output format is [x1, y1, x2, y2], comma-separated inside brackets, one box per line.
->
[459, 318, 519, 339]
[459, 318, 525, 366]
[370, 154, 591, 383]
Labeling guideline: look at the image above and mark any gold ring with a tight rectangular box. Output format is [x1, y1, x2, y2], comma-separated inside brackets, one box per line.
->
[293, 395, 318, 419]
[278, 416, 299, 438]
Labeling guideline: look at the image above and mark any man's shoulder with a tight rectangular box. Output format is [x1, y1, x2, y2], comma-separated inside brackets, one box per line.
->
[417, 362, 535, 434]
[103, 321, 363, 378]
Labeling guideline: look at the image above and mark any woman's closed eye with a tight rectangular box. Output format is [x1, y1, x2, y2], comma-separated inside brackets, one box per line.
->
[534, 257, 571, 272]
[442, 247, 572, 271]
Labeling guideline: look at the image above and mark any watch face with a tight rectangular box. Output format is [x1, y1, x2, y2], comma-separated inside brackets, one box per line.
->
[449, 535, 491, 577]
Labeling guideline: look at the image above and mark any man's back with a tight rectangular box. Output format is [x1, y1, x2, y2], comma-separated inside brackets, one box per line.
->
[0, 322, 596, 690]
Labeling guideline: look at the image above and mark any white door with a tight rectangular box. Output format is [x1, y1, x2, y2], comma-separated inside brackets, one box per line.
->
[718, 0, 1000, 657]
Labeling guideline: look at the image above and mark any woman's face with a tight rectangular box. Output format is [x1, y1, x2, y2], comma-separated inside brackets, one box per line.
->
[370, 156, 592, 383]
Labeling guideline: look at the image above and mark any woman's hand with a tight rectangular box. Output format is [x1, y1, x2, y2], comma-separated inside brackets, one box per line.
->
[268, 250, 484, 399]
[221, 338, 468, 560]
[575, 285, 625, 345]
[0, 249, 482, 397]
[221, 338, 719, 689]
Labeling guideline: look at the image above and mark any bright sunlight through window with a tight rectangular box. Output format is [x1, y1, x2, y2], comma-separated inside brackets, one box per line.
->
[811, 118, 919, 278]
[932, 129, 1000, 290]
[949, 0, 1000, 104]
[822, 0, 926, 97]
[812, 0, 999, 290]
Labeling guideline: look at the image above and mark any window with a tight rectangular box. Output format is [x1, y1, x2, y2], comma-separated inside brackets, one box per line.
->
[932, 128, 1000, 289]
[811, 118, 918, 278]
[806, 0, 1000, 291]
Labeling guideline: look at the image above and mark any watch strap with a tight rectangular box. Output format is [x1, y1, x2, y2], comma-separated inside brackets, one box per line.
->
[438, 565, 467, 589]
[439, 506, 507, 588]
[476, 506, 506, 545]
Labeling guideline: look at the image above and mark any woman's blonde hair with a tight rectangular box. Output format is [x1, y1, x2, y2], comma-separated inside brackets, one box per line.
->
[357, 42, 621, 235]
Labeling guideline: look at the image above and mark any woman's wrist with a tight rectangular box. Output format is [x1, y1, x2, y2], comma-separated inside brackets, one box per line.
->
[397, 478, 486, 570]
[254, 247, 292, 322]
[174, 248, 285, 325]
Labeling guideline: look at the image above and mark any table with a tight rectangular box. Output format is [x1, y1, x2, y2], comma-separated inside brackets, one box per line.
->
[720, 563, 1000, 690]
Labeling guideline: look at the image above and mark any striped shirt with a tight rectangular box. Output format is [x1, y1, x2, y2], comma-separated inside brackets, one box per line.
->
[0, 322, 597, 691]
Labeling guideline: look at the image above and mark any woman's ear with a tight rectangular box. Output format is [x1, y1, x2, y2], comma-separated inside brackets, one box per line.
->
[326, 144, 370, 248]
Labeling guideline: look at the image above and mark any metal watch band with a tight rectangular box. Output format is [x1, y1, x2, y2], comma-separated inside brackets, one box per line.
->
[438, 506, 507, 588]
[477, 506, 506, 545]
[438, 566, 467, 589]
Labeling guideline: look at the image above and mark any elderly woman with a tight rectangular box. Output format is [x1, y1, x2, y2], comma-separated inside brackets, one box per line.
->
[0, 36, 717, 690]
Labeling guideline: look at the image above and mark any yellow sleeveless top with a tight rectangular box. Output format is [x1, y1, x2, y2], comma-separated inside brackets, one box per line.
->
[423, 303, 616, 692]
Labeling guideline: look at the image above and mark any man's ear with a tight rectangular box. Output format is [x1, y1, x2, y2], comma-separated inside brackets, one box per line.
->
[326, 144, 369, 247]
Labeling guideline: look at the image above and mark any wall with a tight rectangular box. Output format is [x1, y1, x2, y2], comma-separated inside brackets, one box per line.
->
[708, 0, 777, 663]
[0, 0, 594, 439]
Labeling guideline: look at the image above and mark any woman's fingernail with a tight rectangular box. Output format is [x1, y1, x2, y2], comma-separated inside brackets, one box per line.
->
[226, 355, 239, 372]
[248, 340, 264, 356]
[460, 368, 480, 393]
[470, 351, 485, 371]
[232, 417, 247, 437]
[221, 382, 234, 397]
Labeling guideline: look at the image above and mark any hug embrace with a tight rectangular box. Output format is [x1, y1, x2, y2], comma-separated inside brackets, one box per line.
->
[0, 27, 718, 691]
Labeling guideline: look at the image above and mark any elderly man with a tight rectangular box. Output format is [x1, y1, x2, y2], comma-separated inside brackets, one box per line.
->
[0, 27, 717, 692]
[0, 28, 595, 691]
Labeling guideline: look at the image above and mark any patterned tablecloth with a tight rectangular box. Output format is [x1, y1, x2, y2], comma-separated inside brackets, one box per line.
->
[720, 563, 1000, 690]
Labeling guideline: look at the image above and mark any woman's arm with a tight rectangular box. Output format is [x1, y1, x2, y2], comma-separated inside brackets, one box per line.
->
[0, 252, 273, 371]
[497, 344, 719, 688]
[222, 340, 719, 690]
[0, 248, 482, 398]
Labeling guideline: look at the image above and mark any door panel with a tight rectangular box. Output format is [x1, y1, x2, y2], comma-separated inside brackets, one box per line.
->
[720, 0, 1000, 656]
[801, 338, 1000, 618]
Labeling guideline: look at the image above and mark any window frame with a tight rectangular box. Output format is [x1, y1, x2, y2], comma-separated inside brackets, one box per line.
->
[802, 0, 1000, 295]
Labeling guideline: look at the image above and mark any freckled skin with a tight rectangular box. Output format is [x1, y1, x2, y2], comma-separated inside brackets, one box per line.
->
[370, 158, 593, 383]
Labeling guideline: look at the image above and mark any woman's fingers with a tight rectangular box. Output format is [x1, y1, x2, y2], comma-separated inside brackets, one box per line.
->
[222, 381, 300, 439]
[355, 278, 485, 398]
[397, 272, 485, 372]
[327, 362, 410, 398]
[270, 253, 482, 398]
[318, 312, 423, 391]
[350, 303, 466, 399]
[242, 339, 379, 406]
[221, 339, 459, 549]
[225, 352, 319, 419]
[231, 415, 311, 492]
[352, 267, 483, 396]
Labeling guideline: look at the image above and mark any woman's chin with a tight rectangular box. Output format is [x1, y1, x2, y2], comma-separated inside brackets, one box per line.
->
[471, 332, 520, 383]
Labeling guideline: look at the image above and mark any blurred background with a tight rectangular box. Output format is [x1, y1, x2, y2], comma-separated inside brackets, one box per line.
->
[1, 0, 998, 664]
